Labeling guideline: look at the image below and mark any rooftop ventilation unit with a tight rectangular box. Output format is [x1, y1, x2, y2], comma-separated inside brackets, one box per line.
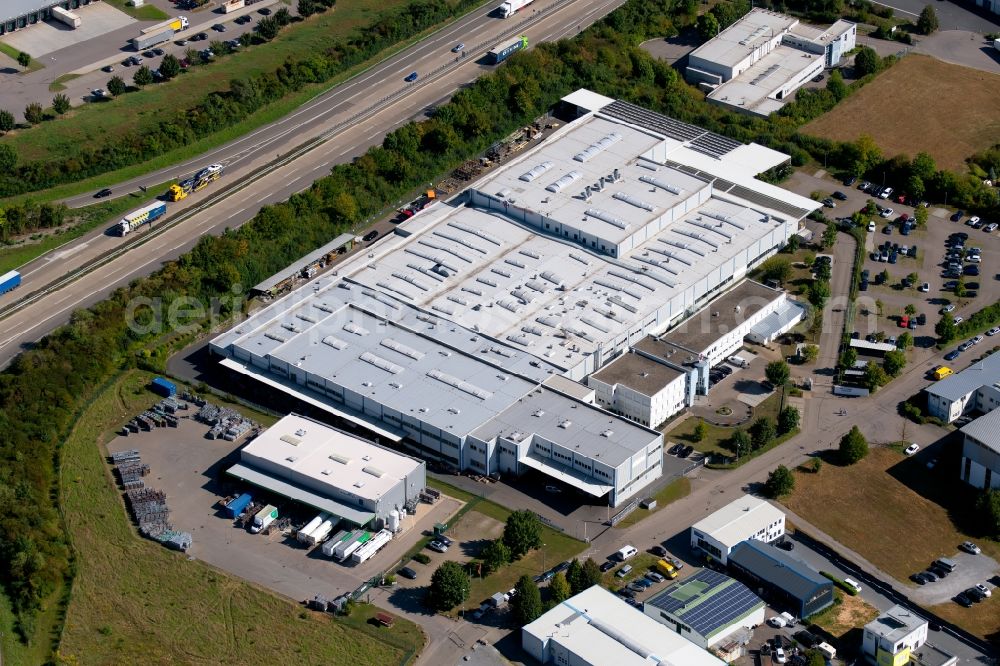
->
[533, 409, 545, 417]
[363, 466, 385, 478]
[519, 161, 555, 182]
[380, 338, 424, 360]
[558, 420, 572, 429]
[448, 222, 501, 246]
[296, 312, 317, 323]
[546, 170, 583, 193]
[492, 267, 512, 278]
[322, 335, 348, 350]
[359, 351, 403, 374]
[520, 249, 541, 260]
[477, 276, 498, 288]
[573, 132, 622, 162]
[612, 192, 656, 212]
[638, 175, 683, 195]
[280, 434, 301, 446]
[507, 333, 533, 347]
[447, 295, 469, 307]
[264, 332, 287, 343]
[505, 258, 526, 269]
[600, 429, 614, 438]
[343, 322, 370, 336]
[329, 453, 350, 464]
[353, 481, 366, 489]
[426, 369, 493, 399]
[431, 303, 456, 316]
[585, 208, 629, 230]
[286, 456, 299, 463]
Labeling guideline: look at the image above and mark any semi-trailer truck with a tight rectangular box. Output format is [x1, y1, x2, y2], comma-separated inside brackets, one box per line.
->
[306, 518, 335, 546]
[486, 35, 528, 65]
[118, 201, 167, 235]
[498, 0, 533, 17]
[169, 164, 224, 201]
[352, 529, 392, 564]
[297, 514, 325, 543]
[333, 530, 371, 561]
[0, 270, 21, 295]
[131, 16, 189, 50]
[51, 6, 81, 28]
[249, 505, 278, 533]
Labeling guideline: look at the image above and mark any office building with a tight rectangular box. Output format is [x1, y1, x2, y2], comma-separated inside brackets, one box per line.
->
[727, 540, 834, 618]
[690, 494, 786, 565]
[862, 605, 956, 666]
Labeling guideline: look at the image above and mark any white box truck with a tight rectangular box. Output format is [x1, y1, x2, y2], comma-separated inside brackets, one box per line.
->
[249, 505, 278, 533]
[305, 518, 335, 547]
[51, 6, 81, 28]
[352, 529, 392, 564]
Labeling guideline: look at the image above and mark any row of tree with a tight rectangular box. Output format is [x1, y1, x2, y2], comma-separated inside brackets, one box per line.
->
[936, 302, 1000, 344]
[0, 200, 68, 242]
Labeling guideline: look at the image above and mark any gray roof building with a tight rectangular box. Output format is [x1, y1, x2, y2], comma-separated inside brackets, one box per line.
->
[727, 540, 834, 618]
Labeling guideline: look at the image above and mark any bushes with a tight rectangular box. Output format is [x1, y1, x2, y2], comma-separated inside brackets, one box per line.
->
[820, 571, 859, 595]
[412, 552, 431, 565]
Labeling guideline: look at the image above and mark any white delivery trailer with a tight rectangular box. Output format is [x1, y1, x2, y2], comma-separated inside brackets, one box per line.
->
[498, 0, 533, 17]
[51, 6, 81, 28]
[352, 529, 392, 564]
[321, 530, 350, 557]
[249, 504, 278, 534]
[297, 514, 325, 543]
[305, 518, 336, 547]
[333, 530, 370, 561]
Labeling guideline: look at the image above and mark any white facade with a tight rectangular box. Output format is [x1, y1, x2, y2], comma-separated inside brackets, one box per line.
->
[589, 351, 689, 429]
[961, 407, 1000, 490]
[862, 606, 929, 666]
[924, 353, 1000, 423]
[522, 586, 726, 666]
[690, 494, 785, 565]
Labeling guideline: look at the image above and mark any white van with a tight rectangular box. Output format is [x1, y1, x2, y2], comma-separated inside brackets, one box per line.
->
[727, 355, 749, 369]
[817, 642, 837, 659]
[843, 577, 862, 594]
[617, 545, 638, 561]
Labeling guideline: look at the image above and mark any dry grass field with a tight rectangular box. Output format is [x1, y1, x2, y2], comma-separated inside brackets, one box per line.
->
[803, 54, 1000, 172]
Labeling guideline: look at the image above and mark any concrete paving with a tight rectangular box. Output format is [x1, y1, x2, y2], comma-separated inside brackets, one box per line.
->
[914, 29, 1000, 74]
[2, 2, 136, 57]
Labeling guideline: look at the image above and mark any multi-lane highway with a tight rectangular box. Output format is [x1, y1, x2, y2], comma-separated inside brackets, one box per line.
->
[0, 0, 626, 368]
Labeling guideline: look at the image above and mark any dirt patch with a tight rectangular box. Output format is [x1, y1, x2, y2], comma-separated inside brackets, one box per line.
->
[803, 54, 1000, 171]
[809, 592, 880, 638]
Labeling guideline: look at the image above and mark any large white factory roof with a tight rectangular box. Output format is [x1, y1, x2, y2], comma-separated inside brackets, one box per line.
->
[706, 46, 822, 115]
[690, 9, 798, 69]
[239, 414, 422, 503]
[523, 585, 726, 666]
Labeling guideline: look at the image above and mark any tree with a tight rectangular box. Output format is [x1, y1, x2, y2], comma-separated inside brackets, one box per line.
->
[51, 93, 70, 115]
[765, 360, 790, 387]
[840, 347, 858, 369]
[804, 650, 826, 666]
[298, 0, 319, 16]
[807, 280, 831, 308]
[975, 489, 1000, 539]
[0, 144, 17, 172]
[550, 572, 571, 603]
[914, 205, 928, 227]
[210, 40, 231, 56]
[786, 235, 801, 253]
[955, 278, 967, 298]
[853, 46, 881, 77]
[826, 69, 848, 102]
[565, 559, 584, 595]
[935, 313, 956, 342]
[133, 65, 153, 88]
[107, 76, 126, 97]
[696, 13, 720, 41]
[863, 360, 889, 391]
[159, 54, 180, 79]
[749, 417, 776, 450]
[904, 303, 917, 316]
[239, 32, 254, 48]
[274, 7, 292, 25]
[839, 425, 869, 464]
[917, 5, 939, 34]
[778, 406, 800, 435]
[256, 16, 280, 39]
[481, 539, 511, 576]
[810, 457, 823, 473]
[883, 349, 906, 377]
[0, 109, 13, 133]
[764, 465, 795, 498]
[427, 561, 470, 611]
[23, 102, 43, 125]
[503, 510, 542, 559]
[897, 331, 913, 349]
[729, 429, 752, 459]
[759, 256, 792, 284]
[185, 47, 201, 67]
[692, 420, 708, 443]
[854, 134, 883, 177]
[581, 558, 603, 589]
[801, 344, 819, 363]
[511, 575, 543, 626]
[822, 220, 838, 249]
[17, 51, 30, 68]
[906, 273, 919, 289]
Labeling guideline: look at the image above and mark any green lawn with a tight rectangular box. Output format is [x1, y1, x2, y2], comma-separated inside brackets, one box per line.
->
[1, 0, 482, 205]
[49, 369, 422, 664]
[0, 43, 44, 72]
[663, 390, 784, 458]
[612, 477, 691, 529]
[96, 0, 169, 20]
[0, 184, 170, 276]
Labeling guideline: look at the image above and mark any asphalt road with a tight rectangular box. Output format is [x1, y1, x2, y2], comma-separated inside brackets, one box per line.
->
[869, 0, 998, 31]
[0, 0, 626, 361]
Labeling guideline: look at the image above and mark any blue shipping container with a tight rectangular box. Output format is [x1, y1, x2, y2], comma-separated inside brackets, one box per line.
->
[0, 270, 21, 295]
[151, 377, 177, 397]
[225, 493, 253, 518]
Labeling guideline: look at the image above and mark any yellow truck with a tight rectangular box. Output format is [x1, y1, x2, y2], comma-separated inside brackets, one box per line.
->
[167, 183, 190, 201]
[656, 559, 678, 579]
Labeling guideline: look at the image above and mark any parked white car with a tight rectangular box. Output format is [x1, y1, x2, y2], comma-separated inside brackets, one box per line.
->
[905, 443, 920, 456]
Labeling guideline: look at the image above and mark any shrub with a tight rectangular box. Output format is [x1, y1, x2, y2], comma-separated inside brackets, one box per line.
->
[412, 552, 431, 565]
[839, 425, 869, 464]
[764, 465, 795, 498]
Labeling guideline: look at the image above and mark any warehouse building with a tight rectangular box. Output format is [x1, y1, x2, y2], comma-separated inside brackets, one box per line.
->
[227, 413, 426, 528]
[925, 351, 1000, 423]
[1, 0, 97, 34]
[690, 494, 786, 565]
[211, 89, 817, 505]
[522, 585, 727, 666]
[728, 540, 834, 618]
[862, 605, 957, 666]
[960, 407, 1000, 490]
[686, 8, 856, 116]
[644, 569, 765, 650]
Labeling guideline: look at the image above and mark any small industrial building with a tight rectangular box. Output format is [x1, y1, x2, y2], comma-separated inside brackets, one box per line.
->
[589, 280, 804, 428]
[251, 232, 357, 299]
[960, 408, 1000, 490]
[925, 351, 1000, 423]
[644, 569, 765, 650]
[1, 0, 96, 34]
[727, 540, 834, 618]
[862, 605, 957, 666]
[522, 585, 727, 666]
[686, 8, 856, 116]
[690, 494, 786, 565]
[227, 413, 426, 528]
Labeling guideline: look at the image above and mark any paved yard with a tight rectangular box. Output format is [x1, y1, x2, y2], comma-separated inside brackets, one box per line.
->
[2, 2, 135, 57]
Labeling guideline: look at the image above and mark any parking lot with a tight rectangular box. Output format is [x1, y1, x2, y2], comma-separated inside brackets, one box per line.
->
[1, 2, 135, 57]
[106, 410, 462, 605]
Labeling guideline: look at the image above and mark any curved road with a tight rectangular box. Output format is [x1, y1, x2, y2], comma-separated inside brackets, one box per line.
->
[0, 0, 626, 368]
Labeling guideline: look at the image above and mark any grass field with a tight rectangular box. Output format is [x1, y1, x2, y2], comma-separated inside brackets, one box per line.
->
[663, 390, 784, 458]
[803, 55, 1000, 172]
[50, 370, 422, 664]
[0, 42, 45, 73]
[101, 0, 169, 20]
[782, 446, 1000, 639]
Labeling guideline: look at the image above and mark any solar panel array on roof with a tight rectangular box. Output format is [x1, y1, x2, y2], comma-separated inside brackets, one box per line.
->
[601, 100, 705, 143]
[647, 569, 762, 637]
[690, 133, 744, 159]
[728, 184, 809, 219]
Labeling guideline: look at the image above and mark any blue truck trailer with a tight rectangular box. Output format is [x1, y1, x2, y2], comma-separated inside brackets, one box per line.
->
[486, 35, 528, 65]
[150, 377, 177, 398]
[0, 270, 21, 295]
[224, 493, 253, 519]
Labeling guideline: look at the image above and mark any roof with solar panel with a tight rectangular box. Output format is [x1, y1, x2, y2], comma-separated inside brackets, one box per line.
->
[645, 569, 765, 640]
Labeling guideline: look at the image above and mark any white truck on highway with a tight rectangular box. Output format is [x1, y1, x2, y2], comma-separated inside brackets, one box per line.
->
[498, 0, 534, 18]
